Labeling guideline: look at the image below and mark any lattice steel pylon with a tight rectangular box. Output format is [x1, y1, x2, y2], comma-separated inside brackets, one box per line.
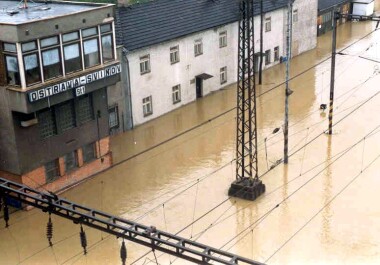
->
[228, 0, 265, 201]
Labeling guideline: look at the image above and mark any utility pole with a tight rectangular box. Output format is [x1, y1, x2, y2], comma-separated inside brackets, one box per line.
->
[228, 0, 265, 201]
[259, 0, 264, 85]
[328, 13, 380, 134]
[328, 10, 338, 135]
[284, 0, 293, 164]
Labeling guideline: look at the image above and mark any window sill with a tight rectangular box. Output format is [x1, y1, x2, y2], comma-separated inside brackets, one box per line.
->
[140, 70, 151, 76]
[170, 61, 180, 65]
[194, 53, 203, 57]
[173, 100, 181, 105]
[221, 80, 227, 85]
[143, 112, 153, 117]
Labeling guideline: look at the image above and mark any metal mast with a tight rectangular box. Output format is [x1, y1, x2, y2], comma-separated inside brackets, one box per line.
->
[229, 0, 265, 201]
[0, 178, 264, 265]
[284, 0, 293, 164]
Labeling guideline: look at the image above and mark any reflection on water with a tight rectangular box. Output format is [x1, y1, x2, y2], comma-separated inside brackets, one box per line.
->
[1, 12, 380, 265]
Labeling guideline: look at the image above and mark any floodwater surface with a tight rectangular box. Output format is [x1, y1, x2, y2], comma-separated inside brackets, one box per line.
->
[1, 8, 380, 265]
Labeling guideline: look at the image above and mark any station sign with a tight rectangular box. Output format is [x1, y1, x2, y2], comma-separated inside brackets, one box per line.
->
[28, 64, 121, 102]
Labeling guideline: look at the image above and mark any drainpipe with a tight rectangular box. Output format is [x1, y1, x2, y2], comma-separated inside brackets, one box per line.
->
[122, 47, 134, 130]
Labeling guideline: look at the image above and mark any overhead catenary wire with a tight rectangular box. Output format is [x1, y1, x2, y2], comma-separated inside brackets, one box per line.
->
[264, 150, 380, 263]
[216, 124, 380, 257]
[3, 19, 380, 264]
[8, 81, 377, 264]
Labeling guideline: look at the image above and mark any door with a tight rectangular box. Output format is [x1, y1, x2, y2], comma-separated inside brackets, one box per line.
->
[196, 77, 203, 98]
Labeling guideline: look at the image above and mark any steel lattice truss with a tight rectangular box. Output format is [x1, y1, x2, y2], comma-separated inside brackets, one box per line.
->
[0, 178, 264, 265]
[236, 0, 258, 181]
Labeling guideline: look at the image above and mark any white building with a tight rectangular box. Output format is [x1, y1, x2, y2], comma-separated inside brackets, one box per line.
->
[116, 0, 317, 128]
[352, 0, 375, 16]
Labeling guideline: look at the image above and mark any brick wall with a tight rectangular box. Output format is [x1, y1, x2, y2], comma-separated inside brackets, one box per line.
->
[0, 137, 112, 194]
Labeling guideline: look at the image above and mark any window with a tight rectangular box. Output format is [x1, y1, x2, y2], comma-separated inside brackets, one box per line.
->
[56, 101, 76, 132]
[194, 39, 203, 56]
[4, 55, 20, 86]
[170, 46, 180, 64]
[3, 43, 20, 86]
[219, 31, 227, 48]
[82, 143, 96, 163]
[172, 85, 181, 104]
[274, 46, 280, 61]
[41, 48, 62, 80]
[101, 23, 114, 62]
[293, 9, 298, 23]
[38, 108, 57, 139]
[83, 38, 100, 68]
[37, 95, 93, 139]
[63, 31, 82, 74]
[142, 96, 153, 117]
[140, 55, 150, 74]
[82, 27, 98, 38]
[76, 94, 94, 124]
[108, 105, 119, 128]
[265, 17, 271, 32]
[102, 34, 114, 62]
[22, 41, 41, 86]
[45, 159, 59, 183]
[220, 66, 227, 84]
[4, 43, 17, 52]
[265, 50, 271, 65]
[82, 27, 100, 68]
[40, 36, 62, 80]
[64, 151, 78, 173]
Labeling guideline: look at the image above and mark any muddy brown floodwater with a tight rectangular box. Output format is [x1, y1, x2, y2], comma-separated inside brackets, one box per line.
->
[2, 6, 380, 265]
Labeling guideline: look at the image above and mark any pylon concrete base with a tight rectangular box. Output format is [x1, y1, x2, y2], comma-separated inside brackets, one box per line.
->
[228, 178, 265, 201]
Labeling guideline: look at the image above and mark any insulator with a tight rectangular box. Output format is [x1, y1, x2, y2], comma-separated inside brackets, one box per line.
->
[3, 199, 9, 228]
[120, 240, 127, 265]
[80, 225, 87, 255]
[46, 215, 53, 246]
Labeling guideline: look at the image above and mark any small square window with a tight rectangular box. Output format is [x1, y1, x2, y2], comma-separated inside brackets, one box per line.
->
[220, 66, 227, 84]
[293, 9, 298, 23]
[63, 31, 79, 42]
[40, 36, 59, 48]
[45, 159, 59, 183]
[100, 23, 112, 33]
[82, 27, 98, 38]
[170, 46, 180, 64]
[172, 85, 181, 104]
[142, 96, 153, 117]
[22, 41, 37, 52]
[140, 54, 151, 74]
[219, 31, 227, 48]
[265, 50, 271, 65]
[194, 39, 203, 56]
[3, 43, 17, 52]
[265, 17, 271, 32]
[109, 105, 119, 128]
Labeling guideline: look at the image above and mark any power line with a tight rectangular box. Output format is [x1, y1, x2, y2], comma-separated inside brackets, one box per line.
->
[265, 151, 380, 263]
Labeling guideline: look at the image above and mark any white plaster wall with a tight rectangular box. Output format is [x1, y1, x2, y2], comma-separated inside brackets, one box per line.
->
[292, 0, 318, 56]
[255, 8, 285, 69]
[353, 2, 375, 16]
[126, 7, 304, 126]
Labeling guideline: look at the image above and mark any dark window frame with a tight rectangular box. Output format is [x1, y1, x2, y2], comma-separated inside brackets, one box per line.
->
[45, 159, 60, 183]
[108, 105, 119, 129]
[172, 84, 181, 104]
[82, 142, 96, 163]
